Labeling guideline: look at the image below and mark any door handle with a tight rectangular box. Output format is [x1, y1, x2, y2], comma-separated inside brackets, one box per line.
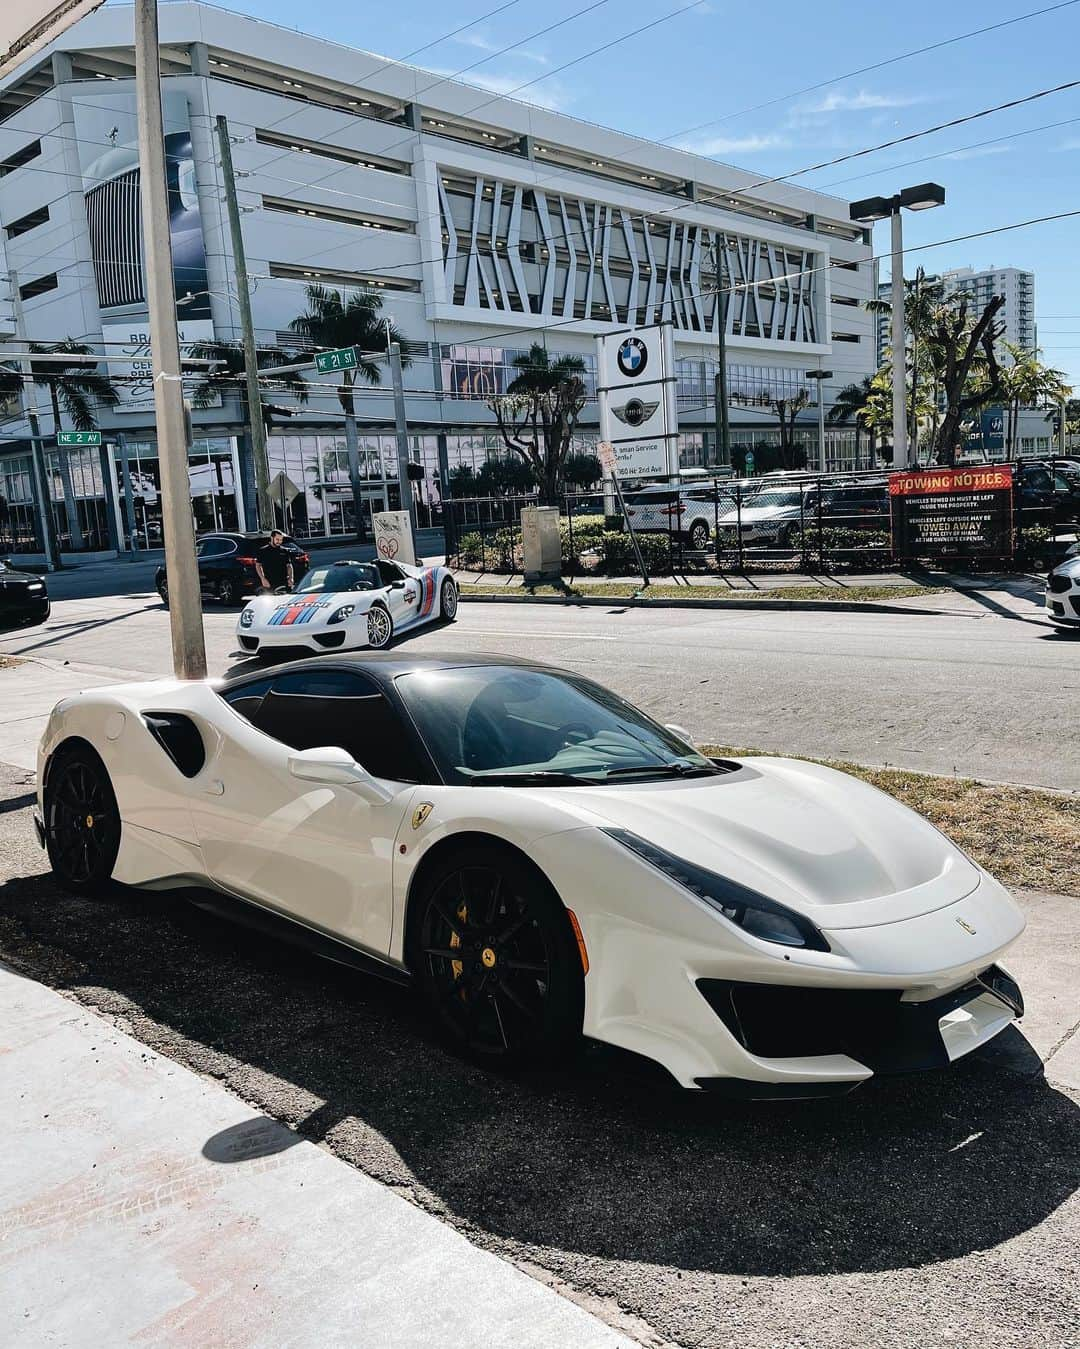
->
[204, 779, 225, 796]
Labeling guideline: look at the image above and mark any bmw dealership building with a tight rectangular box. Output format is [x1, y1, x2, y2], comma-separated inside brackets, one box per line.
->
[0, 2, 875, 556]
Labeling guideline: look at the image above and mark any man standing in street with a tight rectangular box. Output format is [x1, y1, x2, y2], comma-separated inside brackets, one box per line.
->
[256, 529, 294, 593]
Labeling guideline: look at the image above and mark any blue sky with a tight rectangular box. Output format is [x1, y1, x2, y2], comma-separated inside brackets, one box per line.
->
[192, 0, 1080, 387]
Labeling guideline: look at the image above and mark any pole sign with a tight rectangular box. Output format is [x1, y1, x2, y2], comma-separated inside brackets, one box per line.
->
[315, 346, 358, 374]
[57, 430, 102, 447]
[889, 465, 1014, 559]
[595, 323, 679, 481]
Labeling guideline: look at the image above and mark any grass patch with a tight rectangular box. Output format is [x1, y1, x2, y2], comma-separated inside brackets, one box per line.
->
[458, 582, 945, 603]
[704, 745, 1080, 897]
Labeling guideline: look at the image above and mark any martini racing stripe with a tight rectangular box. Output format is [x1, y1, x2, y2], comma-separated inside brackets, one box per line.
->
[268, 595, 332, 626]
[418, 569, 437, 619]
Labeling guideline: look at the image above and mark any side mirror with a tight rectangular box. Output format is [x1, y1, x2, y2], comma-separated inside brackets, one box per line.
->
[664, 722, 697, 748]
[287, 745, 394, 804]
[390, 579, 406, 590]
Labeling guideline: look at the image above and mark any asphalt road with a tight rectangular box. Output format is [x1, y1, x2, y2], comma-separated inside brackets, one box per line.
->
[3, 579, 1078, 789]
[0, 767, 1076, 1348]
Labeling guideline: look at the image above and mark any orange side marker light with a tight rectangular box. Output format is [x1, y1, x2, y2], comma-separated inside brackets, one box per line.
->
[566, 908, 589, 975]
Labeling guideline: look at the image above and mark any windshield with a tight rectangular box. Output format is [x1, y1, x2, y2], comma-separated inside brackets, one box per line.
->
[296, 562, 379, 594]
[396, 667, 718, 785]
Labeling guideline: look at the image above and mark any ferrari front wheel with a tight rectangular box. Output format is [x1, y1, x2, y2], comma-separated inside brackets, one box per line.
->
[411, 844, 584, 1067]
[44, 745, 121, 896]
[367, 603, 393, 649]
[440, 578, 459, 621]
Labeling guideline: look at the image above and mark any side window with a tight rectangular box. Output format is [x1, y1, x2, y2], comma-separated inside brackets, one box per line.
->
[254, 669, 422, 781]
[199, 539, 232, 560]
[219, 675, 276, 724]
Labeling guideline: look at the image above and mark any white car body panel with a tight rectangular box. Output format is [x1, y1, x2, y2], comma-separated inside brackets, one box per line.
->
[236, 560, 454, 655]
[36, 669, 1027, 1092]
[1046, 556, 1080, 626]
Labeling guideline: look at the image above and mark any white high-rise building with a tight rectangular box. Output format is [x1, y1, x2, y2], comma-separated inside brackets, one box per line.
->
[941, 266, 1036, 352]
[875, 265, 1036, 368]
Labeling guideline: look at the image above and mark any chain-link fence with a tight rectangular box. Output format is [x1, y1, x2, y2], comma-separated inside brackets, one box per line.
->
[443, 460, 1079, 578]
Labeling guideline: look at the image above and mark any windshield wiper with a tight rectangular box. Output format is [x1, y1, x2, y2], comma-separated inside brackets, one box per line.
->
[469, 770, 591, 786]
[602, 762, 720, 780]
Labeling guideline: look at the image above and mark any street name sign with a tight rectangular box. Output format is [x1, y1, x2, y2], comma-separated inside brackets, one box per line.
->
[889, 465, 1014, 559]
[315, 346, 358, 374]
[57, 430, 102, 447]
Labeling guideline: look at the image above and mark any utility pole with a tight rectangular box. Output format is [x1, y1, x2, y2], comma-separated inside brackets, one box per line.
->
[216, 113, 272, 530]
[134, 0, 206, 679]
[389, 342, 416, 534]
[7, 270, 60, 569]
[889, 210, 908, 470]
[712, 237, 731, 468]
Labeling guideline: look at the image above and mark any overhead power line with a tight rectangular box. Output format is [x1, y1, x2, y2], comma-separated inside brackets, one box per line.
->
[659, 0, 1080, 144]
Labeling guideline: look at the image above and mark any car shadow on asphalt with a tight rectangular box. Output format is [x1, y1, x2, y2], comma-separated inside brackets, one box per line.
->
[0, 864, 1077, 1281]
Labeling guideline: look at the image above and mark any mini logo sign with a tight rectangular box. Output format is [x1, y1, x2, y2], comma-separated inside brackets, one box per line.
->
[955, 917, 977, 935]
[611, 397, 659, 428]
[411, 802, 433, 830]
[616, 337, 648, 378]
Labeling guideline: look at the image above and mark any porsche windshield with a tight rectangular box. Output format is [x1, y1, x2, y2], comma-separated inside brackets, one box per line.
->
[396, 667, 718, 785]
[296, 562, 379, 594]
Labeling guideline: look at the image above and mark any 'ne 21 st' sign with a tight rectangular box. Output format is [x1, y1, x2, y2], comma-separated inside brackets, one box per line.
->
[889, 465, 1014, 559]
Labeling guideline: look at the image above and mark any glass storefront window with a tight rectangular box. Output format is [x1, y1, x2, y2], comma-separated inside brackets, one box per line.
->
[0, 453, 40, 553]
[117, 437, 240, 549]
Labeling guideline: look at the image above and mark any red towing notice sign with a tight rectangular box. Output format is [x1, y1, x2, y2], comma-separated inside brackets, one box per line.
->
[889, 465, 1014, 559]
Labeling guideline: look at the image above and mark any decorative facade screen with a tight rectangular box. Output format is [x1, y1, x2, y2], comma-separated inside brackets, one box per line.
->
[437, 171, 821, 342]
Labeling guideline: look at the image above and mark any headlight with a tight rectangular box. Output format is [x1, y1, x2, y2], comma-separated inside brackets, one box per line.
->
[239, 607, 254, 627]
[328, 604, 355, 624]
[603, 828, 829, 952]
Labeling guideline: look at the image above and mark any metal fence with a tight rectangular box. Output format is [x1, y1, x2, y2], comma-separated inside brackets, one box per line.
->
[443, 459, 1079, 579]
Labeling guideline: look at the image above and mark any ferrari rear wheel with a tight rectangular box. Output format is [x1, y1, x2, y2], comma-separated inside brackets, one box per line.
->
[411, 844, 584, 1067]
[367, 603, 393, 649]
[440, 578, 459, 621]
[44, 745, 121, 896]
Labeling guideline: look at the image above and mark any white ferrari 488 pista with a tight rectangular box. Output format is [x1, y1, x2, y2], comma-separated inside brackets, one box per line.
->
[35, 654, 1026, 1097]
[236, 558, 458, 657]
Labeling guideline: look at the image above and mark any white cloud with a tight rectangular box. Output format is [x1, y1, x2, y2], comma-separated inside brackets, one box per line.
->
[943, 144, 1012, 161]
[794, 89, 929, 117]
[428, 66, 571, 111]
[677, 133, 791, 157]
[452, 32, 549, 65]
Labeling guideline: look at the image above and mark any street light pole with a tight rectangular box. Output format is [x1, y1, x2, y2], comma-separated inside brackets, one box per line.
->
[890, 210, 907, 469]
[134, 0, 206, 679]
[712, 237, 731, 468]
[850, 183, 945, 473]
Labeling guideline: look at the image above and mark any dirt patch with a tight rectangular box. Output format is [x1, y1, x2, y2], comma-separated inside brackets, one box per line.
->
[460, 582, 945, 603]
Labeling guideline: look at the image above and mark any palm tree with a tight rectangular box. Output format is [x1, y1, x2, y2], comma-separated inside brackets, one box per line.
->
[29, 340, 120, 552]
[997, 344, 1072, 461]
[288, 285, 411, 529]
[828, 377, 876, 468]
[487, 343, 588, 503]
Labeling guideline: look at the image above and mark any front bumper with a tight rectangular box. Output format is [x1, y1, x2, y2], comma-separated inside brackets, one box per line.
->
[238, 627, 352, 654]
[1045, 574, 1080, 624]
[695, 965, 1022, 1096]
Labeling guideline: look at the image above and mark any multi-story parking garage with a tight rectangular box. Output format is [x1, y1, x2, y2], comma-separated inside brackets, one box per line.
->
[0, 1, 875, 557]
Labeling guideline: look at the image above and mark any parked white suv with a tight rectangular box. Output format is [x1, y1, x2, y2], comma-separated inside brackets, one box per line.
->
[621, 483, 716, 550]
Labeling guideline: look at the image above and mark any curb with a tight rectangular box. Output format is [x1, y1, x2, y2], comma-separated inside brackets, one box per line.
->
[458, 592, 941, 614]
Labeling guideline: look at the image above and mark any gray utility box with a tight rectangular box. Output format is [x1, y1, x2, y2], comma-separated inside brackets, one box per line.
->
[521, 505, 562, 583]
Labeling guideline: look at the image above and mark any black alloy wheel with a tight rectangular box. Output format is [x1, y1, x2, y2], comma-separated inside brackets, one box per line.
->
[44, 747, 121, 895]
[158, 578, 169, 608]
[218, 576, 239, 606]
[412, 845, 584, 1066]
[440, 578, 459, 621]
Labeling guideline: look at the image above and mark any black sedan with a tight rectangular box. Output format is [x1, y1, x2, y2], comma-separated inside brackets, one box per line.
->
[0, 559, 50, 632]
[156, 533, 310, 608]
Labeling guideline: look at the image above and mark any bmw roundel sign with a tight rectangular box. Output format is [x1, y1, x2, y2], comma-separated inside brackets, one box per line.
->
[616, 336, 648, 378]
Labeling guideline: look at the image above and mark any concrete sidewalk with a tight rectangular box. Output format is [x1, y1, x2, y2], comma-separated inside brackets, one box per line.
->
[0, 962, 632, 1348]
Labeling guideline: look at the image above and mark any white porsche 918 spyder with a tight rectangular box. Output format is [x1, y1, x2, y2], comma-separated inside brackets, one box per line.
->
[236, 558, 458, 657]
[35, 654, 1026, 1097]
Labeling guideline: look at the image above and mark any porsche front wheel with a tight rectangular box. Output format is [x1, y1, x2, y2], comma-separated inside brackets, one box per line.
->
[44, 746, 121, 896]
[440, 578, 459, 621]
[367, 603, 393, 649]
[411, 845, 584, 1067]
